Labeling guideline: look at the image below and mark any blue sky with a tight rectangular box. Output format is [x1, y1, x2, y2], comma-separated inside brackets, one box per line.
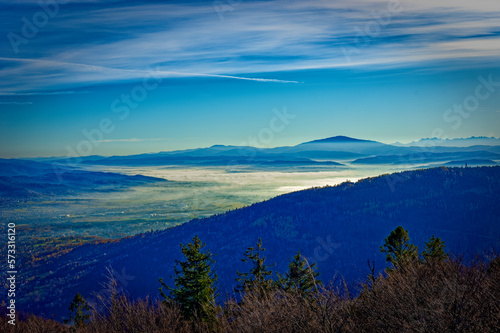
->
[1, 0, 499, 158]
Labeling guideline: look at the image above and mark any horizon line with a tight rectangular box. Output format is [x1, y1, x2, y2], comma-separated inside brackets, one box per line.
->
[4, 135, 500, 160]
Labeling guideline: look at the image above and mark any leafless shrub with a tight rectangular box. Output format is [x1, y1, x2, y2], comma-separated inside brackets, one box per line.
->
[0, 314, 66, 333]
[217, 286, 350, 333]
[82, 268, 192, 333]
[6, 255, 499, 332]
[350, 257, 500, 332]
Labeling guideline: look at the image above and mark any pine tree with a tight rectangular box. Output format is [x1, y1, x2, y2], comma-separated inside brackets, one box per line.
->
[380, 226, 418, 270]
[235, 238, 275, 294]
[280, 251, 321, 296]
[422, 235, 448, 263]
[159, 235, 218, 322]
[66, 292, 90, 328]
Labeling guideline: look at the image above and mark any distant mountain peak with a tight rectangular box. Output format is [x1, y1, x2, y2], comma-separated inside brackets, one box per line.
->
[210, 144, 230, 148]
[302, 136, 377, 144]
[394, 136, 500, 147]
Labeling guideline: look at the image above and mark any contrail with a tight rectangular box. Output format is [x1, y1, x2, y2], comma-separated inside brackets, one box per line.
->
[0, 57, 300, 84]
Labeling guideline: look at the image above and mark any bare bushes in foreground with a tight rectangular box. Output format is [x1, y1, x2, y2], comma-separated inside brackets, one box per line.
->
[3, 256, 499, 332]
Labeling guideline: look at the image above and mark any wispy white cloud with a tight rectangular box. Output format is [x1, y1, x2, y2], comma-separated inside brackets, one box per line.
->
[0, 101, 32, 105]
[98, 138, 170, 143]
[1, 0, 499, 93]
[0, 57, 298, 93]
[0, 90, 91, 96]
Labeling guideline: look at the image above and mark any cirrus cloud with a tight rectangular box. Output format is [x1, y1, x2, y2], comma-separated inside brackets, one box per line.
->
[1, 0, 499, 93]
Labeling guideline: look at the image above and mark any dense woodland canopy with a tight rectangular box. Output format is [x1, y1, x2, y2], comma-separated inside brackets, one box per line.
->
[6, 166, 500, 320]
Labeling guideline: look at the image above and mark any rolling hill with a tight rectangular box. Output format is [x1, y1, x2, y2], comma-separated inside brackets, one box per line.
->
[0, 158, 168, 199]
[15, 166, 500, 319]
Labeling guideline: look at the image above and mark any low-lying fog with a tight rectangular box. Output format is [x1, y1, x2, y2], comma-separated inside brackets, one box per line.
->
[9, 164, 418, 238]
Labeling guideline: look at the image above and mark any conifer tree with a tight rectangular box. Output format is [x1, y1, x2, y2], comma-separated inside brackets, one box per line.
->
[235, 238, 275, 294]
[380, 226, 418, 269]
[422, 235, 448, 263]
[280, 251, 321, 295]
[66, 292, 91, 329]
[159, 235, 218, 322]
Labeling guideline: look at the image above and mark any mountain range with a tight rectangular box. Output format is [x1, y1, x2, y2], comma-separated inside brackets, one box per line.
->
[393, 136, 500, 147]
[2, 135, 499, 200]
[42, 135, 500, 169]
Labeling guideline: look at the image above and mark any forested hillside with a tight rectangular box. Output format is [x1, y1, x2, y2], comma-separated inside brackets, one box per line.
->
[14, 166, 500, 319]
